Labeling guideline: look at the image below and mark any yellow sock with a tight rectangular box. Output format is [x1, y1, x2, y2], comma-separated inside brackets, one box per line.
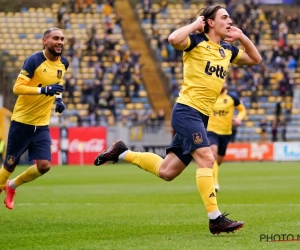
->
[213, 161, 219, 186]
[12, 164, 42, 188]
[125, 151, 163, 176]
[0, 166, 12, 190]
[196, 168, 218, 213]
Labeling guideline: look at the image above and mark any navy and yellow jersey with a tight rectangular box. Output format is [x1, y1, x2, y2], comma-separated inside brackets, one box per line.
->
[176, 33, 243, 116]
[207, 91, 246, 135]
[11, 50, 69, 126]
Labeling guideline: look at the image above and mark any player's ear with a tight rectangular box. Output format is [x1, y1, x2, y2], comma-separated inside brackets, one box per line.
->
[42, 36, 48, 46]
[207, 19, 214, 28]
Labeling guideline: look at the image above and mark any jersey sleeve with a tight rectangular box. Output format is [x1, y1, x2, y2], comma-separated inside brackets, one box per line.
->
[228, 92, 241, 106]
[18, 56, 36, 81]
[13, 78, 39, 95]
[184, 33, 206, 52]
[228, 92, 246, 120]
[230, 44, 244, 64]
[184, 34, 196, 52]
[61, 56, 69, 70]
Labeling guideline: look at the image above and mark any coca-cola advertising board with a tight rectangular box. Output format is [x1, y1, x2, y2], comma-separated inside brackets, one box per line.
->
[68, 127, 107, 165]
[50, 127, 60, 165]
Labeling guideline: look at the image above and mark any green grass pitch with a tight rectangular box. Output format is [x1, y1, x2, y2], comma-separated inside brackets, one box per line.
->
[0, 162, 299, 250]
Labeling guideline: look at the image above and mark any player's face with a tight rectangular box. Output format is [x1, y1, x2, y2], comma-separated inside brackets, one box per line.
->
[43, 30, 65, 56]
[211, 9, 232, 39]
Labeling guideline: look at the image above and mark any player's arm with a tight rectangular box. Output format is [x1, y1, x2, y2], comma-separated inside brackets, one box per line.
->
[13, 56, 40, 95]
[13, 78, 41, 95]
[236, 103, 246, 120]
[235, 33, 262, 65]
[13, 78, 63, 96]
[168, 16, 205, 51]
[13, 56, 64, 96]
[225, 27, 262, 66]
[229, 93, 246, 126]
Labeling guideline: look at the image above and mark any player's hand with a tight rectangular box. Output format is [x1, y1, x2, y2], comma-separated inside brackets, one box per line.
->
[233, 117, 242, 126]
[224, 26, 243, 43]
[55, 98, 66, 113]
[40, 83, 64, 96]
[193, 16, 205, 33]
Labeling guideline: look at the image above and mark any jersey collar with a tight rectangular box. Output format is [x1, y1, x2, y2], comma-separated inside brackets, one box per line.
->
[42, 50, 60, 62]
[204, 33, 222, 48]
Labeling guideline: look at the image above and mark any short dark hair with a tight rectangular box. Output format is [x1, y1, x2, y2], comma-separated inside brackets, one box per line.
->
[43, 27, 60, 37]
[193, 5, 225, 33]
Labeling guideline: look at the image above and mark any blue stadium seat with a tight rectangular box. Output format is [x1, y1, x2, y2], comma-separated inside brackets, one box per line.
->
[34, 34, 43, 39]
[78, 23, 87, 29]
[144, 103, 151, 109]
[45, 17, 54, 23]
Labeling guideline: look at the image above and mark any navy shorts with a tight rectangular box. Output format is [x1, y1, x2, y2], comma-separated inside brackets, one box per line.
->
[4, 121, 52, 168]
[166, 103, 210, 166]
[207, 131, 231, 156]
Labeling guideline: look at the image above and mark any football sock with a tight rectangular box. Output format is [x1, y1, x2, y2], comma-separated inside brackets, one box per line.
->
[9, 164, 42, 189]
[196, 168, 221, 219]
[123, 151, 162, 176]
[0, 166, 12, 190]
[213, 161, 219, 186]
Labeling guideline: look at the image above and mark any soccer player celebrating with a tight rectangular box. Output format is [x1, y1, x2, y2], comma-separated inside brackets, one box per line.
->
[94, 5, 261, 234]
[0, 28, 68, 209]
[207, 82, 246, 192]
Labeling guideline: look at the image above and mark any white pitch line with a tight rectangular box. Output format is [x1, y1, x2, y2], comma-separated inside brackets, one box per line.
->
[15, 203, 300, 207]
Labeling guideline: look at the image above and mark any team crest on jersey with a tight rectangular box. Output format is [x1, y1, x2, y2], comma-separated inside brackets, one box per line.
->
[219, 48, 225, 58]
[57, 70, 62, 79]
[224, 98, 227, 104]
[6, 155, 15, 166]
[192, 133, 203, 144]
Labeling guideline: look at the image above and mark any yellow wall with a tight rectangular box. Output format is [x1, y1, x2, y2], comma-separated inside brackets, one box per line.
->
[0, 108, 12, 145]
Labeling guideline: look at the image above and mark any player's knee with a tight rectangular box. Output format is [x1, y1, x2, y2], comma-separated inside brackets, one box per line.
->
[159, 170, 176, 181]
[37, 161, 51, 174]
[207, 156, 215, 168]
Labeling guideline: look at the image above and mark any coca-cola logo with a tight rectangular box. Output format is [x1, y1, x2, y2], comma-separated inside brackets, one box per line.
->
[51, 139, 59, 153]
[69, 139, 105, 153]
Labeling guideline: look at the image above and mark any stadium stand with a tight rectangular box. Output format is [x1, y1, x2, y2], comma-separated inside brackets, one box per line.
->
[0, 1, 156, 130]
[136, 0, 300, 142]
[0, 0, 299, 142]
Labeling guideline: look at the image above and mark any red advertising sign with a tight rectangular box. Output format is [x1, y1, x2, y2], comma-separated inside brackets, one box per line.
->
[224, 143, 274, 161]
[50, 127, 60, 165]
[68, 127, 107, 165]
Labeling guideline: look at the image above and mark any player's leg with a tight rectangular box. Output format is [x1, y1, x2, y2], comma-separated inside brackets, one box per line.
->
[0, 121, 35, 209]
[6, 126, 52, 209]
[172, 104, 243, 234]
[212, 134, 232, 192]
[9, 125, 52, 189]
[207, 132, 220, 191]
[94, 134, 192, 181]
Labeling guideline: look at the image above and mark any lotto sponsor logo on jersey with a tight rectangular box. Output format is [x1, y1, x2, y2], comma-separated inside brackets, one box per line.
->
[20, 69, 29, 76]
[213, 110, 229, 116]
[205, 61, 227, 79]
[68, 127, 107, 164]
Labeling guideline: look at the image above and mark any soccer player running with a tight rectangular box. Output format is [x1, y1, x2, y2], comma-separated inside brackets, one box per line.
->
[94, 5, 261, 234]
[207, 82, 246, 192]
[0, 28, 68, 209]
